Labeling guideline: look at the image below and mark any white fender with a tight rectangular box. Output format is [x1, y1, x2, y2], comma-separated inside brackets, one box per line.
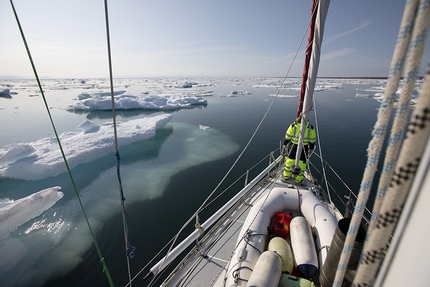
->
[225, 187, 338, 286]
[290, 216, 318, 280]
[268, 237, 294, 273]
[245, 251, 282, 287]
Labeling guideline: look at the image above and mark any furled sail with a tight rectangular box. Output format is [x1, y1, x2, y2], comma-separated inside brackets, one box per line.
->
[295, 0, 330, 168]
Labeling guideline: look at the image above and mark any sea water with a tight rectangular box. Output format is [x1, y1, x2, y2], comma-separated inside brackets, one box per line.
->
[0, 77, 385, 286]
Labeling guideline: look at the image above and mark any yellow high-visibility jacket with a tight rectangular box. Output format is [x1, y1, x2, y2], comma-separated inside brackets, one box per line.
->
[285, 120, 316, 148]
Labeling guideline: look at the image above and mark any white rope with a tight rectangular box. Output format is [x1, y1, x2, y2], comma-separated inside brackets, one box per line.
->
[369, 0, 427, 220]
[372, 0, 430, 221]
[352, 1, 430, 286]
[332, 0, 423, 285]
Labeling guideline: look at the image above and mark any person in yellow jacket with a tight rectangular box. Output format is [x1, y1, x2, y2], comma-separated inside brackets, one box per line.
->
[283, 115, 316, 183]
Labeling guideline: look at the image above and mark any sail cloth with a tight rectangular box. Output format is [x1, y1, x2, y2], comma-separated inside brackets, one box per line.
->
[295, 0, 330, 166]
[333, 0, 430, 286]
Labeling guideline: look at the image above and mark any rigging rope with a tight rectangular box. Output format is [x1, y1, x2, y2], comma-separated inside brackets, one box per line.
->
[103, 0, 135, 286]
[368, 0, 429, 233]
[312, 91, 332, 203]
[352, 1, 430, 286]
[333, 0, 430, 285]
[9, 1, 114, 286]
[371, 0, 429, 224]
[374, 64, 430, 287]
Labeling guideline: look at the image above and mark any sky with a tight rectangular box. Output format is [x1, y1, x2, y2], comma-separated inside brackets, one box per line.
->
[1, 0, 429, 79]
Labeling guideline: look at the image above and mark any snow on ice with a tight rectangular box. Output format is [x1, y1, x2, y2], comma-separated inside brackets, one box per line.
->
[67, 93, 207, 111]
[0, 114, 172, 180]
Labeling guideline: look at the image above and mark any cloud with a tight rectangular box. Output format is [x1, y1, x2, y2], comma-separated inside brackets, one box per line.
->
[324, 19, 372, 45]
[322, 48, 357, 60]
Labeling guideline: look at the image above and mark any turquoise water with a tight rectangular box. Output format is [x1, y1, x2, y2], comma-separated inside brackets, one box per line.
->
[0, 78, 382, 286]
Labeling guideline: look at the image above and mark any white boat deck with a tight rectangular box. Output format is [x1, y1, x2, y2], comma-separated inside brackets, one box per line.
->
[161, 177, 320, 286]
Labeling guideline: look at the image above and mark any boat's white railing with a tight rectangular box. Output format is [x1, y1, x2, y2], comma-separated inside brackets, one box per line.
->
[144, 154, 284, 281]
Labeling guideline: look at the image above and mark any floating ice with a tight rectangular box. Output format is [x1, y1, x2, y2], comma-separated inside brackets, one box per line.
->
[268, 94, 299, 98]
[355, 93, 372, 98]
[67, 93, 207, 111]
[0, 187, 63, 272]
[176, 82, 193, 88]
[365, 86, 420, 104]
[0, 89, 11, 98]
[0, 122, 239, 287]
[0, 114, 172, 180]
[219, 90, 252, 97]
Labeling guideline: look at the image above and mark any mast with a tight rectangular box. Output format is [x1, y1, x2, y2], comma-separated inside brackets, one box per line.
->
[295, 0, 330, 167]
[297, 0, 318, 118]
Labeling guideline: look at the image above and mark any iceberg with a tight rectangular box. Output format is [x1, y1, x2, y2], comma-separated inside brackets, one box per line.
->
[67, 93, 207, 111]
[0, 114, 172, 180]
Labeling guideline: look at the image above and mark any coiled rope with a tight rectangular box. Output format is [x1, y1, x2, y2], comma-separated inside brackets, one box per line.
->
[9, 1, 114, 286]
[333, 0, 430, 286]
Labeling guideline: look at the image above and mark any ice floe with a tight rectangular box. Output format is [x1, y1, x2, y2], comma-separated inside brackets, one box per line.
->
[67, 93, 207, 111]
[0, 114, 172, 180]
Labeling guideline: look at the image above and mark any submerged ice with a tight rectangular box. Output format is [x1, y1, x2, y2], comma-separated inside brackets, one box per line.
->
[0, 187, 63, 276]
[0, 122, 239, 287]
[0, 114, 172, 180]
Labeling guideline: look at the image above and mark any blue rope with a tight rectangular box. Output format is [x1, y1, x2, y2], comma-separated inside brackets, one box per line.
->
[115, 151, 136, 259]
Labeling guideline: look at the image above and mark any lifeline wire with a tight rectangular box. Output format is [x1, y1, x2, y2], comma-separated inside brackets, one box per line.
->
[312, 93, 331, 203]
[9, 1, 114, 286]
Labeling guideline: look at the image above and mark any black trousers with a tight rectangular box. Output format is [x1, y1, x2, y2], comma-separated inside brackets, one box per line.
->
[286, 144, 309, 162]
